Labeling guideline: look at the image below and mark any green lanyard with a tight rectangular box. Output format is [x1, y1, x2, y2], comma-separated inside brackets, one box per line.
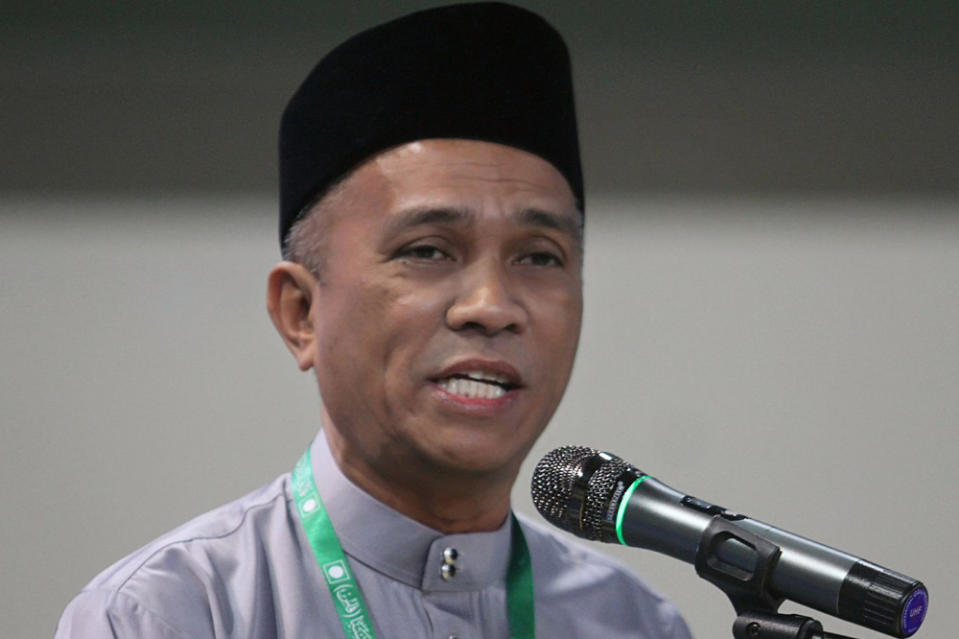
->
[292, 447, 536, 639]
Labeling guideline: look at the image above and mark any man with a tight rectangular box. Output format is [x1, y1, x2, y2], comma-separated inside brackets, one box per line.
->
[56, 4, 692, 637]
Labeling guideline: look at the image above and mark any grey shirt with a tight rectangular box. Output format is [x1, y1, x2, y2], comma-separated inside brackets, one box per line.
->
[56, 434, 693, 638]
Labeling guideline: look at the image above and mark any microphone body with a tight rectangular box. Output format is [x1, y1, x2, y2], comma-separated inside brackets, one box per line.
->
[531, 446, 928, 638]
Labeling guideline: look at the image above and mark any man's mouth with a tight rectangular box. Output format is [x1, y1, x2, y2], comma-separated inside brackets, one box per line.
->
[434, 371, 518, 400]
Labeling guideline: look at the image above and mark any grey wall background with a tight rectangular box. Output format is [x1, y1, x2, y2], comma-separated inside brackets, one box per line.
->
[1, 2, 957, 638]
[2, 198, 956, 639]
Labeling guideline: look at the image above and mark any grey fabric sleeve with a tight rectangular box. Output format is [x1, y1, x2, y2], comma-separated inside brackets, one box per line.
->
[56, 590, 190, 639]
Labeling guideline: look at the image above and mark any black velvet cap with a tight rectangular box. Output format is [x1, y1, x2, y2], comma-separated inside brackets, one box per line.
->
[278, 2, 582, 252]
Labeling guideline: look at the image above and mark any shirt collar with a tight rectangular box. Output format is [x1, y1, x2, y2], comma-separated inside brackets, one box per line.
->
[309, 432, 513, 592]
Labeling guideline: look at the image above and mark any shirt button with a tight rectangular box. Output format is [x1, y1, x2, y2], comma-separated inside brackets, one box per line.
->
[440, 563, 457, 581]
[443, 547, 459, 563]
[448, 635, 458, 639]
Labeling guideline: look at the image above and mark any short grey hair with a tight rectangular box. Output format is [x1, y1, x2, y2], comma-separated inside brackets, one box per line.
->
[282, 170, 355, 279]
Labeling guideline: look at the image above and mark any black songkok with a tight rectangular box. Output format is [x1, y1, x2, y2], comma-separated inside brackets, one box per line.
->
[278, 2, 582, 252]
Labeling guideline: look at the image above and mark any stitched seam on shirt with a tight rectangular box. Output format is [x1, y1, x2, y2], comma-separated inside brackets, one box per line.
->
[339, 547, 423, 588]
[114, 475, 291, 594]
[109, 590, 191, 639]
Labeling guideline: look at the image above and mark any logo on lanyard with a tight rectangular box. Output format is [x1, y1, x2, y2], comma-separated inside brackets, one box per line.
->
[334, 584, 362, 616]
[323, 559, 351, 585]
[347, 616, 375, 639]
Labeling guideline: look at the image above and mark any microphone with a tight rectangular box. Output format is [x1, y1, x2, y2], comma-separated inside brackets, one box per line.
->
[531, 446, 928, 638]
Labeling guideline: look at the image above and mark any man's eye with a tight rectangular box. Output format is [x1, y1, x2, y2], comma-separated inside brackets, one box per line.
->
[517, 252, 563, 267]
[399, 245, 450, 261]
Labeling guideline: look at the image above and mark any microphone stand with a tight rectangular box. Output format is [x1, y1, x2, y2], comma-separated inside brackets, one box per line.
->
[732, 611, 857, 639]
[695, 517, 862, 639]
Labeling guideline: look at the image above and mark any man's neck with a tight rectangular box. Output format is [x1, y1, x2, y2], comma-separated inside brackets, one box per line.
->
[324, 430, 515, 534]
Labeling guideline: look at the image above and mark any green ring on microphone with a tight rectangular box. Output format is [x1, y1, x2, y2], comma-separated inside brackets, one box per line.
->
[616, 476, 649, 545]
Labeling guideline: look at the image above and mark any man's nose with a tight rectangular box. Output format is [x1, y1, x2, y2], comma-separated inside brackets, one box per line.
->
[446, 260, 527, 335]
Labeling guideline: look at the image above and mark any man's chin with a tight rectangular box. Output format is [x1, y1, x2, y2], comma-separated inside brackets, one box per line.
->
[413, 434, 531, 479]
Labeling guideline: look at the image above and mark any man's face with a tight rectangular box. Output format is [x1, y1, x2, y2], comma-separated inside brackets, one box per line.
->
[306, 139, 583, 483]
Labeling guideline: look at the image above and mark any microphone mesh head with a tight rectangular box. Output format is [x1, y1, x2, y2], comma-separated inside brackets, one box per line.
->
[531, 445, 637, 541]
[530, 445, 598, 531]
[581, 453, 633, 541]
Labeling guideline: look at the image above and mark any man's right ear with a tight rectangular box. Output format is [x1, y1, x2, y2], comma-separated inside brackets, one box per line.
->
[266, 261, 318, 371]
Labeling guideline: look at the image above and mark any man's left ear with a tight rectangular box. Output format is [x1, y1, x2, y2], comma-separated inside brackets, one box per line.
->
[266, 261, 318, 371]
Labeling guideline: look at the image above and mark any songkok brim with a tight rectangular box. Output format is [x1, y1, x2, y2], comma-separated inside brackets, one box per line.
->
[278, 2, 582, 252]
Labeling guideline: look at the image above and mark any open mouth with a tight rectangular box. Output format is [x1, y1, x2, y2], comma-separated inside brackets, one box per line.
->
[434, 372, 518, 400]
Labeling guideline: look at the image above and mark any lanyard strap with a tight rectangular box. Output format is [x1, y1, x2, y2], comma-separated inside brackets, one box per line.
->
[292, 447, 536, 639]
[506, 515, 535, 638]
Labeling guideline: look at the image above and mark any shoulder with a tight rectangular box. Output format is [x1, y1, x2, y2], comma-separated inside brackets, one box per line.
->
[56, 474, 293, 638]
[56, 588, 190, 639]
[517, 512, 693, 639]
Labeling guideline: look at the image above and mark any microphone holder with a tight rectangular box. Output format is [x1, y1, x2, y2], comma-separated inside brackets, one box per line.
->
[695, 517, 862, 639]
[732, 611, 857, 639]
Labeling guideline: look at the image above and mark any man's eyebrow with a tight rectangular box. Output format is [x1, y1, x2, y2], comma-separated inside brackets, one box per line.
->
[515, 208, 583, 242]
[384, 206, 475, 236]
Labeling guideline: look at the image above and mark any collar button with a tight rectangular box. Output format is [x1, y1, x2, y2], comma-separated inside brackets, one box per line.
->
[442, 547, 459, 564]
[440, 563, 457, 581]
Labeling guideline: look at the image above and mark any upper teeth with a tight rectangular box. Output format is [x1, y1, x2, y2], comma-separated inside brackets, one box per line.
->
[459, 371, 511, 385]
[437, 376, 508, 400]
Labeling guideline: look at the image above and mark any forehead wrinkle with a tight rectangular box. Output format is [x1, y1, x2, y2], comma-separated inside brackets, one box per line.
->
[445, 174, 559, 189]
[383, 206, 475, 237]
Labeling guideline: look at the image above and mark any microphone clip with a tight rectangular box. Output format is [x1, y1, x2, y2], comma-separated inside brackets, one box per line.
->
[695, 515, 785, 615]
[695, 516, 861, 639]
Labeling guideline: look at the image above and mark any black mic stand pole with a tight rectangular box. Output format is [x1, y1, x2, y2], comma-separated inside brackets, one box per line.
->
[695, 518, 861, 639]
